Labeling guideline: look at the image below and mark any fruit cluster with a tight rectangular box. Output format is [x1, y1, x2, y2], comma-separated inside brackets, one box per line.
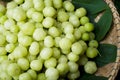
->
[0, 0, 99, 80]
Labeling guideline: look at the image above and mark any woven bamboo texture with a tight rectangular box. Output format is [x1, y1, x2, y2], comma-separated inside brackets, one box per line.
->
[95, 0, 120, 80]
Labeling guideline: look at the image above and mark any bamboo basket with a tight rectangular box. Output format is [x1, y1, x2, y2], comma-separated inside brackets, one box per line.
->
[95, 0, 120, 80]
[0, 0, 120, 80]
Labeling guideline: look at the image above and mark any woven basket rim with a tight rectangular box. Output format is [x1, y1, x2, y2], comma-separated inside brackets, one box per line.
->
[96, 0, 120, 80]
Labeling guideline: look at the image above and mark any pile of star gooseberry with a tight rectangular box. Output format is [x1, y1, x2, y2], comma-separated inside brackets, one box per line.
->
[0, 0, 99, 80]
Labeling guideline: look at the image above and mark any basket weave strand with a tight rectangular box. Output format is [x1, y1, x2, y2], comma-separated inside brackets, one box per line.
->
[105, 0, 120, 80]
[95, 0, 120, 80]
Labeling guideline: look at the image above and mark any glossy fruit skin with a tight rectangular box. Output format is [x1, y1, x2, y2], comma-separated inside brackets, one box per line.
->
[89, 40, 99, 48]
[84, 61, 97, 74]
[86, 47, 98, 58]
[0, 0, 100, 79]
[84, 23, 94, 32]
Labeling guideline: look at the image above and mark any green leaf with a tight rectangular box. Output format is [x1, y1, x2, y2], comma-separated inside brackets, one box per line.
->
[94, 44, 117, 67]
[72, 0, 113, 41]
[72, 0, 108, 22]
[94, 9, 112, 41]
[79, 73, 108, 80]
[72, 0, 107, 15]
